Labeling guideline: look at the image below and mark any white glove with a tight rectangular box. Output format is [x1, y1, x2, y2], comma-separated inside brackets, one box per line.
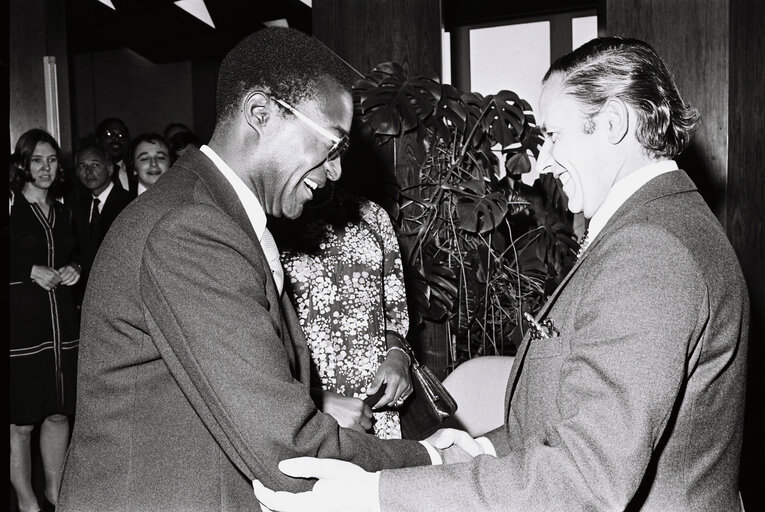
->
[253, 457, 381, 512]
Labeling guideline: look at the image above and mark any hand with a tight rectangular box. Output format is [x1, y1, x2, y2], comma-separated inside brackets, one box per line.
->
[30, 265, 61, 291]
[425, 428, 484, 462]
[366, 350, 412, 409]
[253, 457, 379, 512]
[440, 444, 475, 464]
[321, 391, 373, 433]
[57, 264, 81, 286]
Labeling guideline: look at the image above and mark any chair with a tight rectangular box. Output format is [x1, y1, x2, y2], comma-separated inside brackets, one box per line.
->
[441, 356, 515, 437]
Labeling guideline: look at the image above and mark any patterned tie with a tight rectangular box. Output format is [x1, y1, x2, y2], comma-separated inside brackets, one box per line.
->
[576, 228, 590, 258]
[260, 227, 284, 295]
[89, 197, 102, 240]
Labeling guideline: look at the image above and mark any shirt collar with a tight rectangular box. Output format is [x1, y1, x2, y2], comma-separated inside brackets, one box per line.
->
[94, 181, 114, 206]
[199, 145, 266, 240]
[587, 159, 678, 242]
[137, 182, 148, 196]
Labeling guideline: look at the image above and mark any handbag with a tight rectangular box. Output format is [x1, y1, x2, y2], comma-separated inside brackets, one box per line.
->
[397, 341, 458, 441]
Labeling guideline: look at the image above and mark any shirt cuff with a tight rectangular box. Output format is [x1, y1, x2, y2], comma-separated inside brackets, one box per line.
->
[474, 436, 497, 457]
[418, 440, 443, 465]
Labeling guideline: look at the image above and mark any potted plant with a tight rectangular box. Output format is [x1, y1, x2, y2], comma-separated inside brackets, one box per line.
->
[352, 62, 578, 368]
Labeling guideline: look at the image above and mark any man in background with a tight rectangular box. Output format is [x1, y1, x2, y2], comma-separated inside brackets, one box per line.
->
[96, 117, 136, 197]
[71, 142, 132, 306]
[254, 36, 749, 512]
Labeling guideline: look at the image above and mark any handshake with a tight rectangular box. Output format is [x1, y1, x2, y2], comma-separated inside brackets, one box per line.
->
[253, 428, 493, 512]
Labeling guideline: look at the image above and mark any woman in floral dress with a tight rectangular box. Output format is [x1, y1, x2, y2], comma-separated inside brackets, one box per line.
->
[274, 184, 412, 439]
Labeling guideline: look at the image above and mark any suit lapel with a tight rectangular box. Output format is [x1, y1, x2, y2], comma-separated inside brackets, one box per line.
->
[174, 149, 302, 374]
[503, 170, 697, 413]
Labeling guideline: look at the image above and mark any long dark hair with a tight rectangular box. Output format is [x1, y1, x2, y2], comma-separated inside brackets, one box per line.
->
[270, 181, 362, 254]
[10, 129, 65, 196]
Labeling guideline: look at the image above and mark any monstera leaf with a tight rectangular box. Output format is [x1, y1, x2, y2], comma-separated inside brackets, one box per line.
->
[353, 62, 575, 362]
[354, 62, 440, 138]
[446, 179, 509, 234]
[480, 91, 527, 148]
[425, 84, 467, 144]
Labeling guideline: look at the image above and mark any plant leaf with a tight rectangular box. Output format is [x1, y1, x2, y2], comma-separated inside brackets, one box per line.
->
[456, 191, 509, 234]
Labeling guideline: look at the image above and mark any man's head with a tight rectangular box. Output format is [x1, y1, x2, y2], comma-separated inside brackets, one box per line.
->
[213, 27, 357, 219]
[537, 37, 698, 218]
[130, 133, 171, 189]
[96, 117, 131, 163]
[164, 122, 200, 160]
[75, 142, 113, 196]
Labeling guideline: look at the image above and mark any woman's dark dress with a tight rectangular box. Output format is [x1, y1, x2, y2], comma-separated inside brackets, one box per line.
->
[9, 194, 80, 424]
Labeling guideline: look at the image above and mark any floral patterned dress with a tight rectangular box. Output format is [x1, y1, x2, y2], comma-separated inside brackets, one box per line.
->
[280, 199, 408, 439]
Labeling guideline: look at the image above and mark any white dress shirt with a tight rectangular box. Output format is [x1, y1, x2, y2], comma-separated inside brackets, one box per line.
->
[585, 159, 679, 244]
[90, 181, 114, 222]
[116, 159, 129, 192]
[199, 145, 282, 293]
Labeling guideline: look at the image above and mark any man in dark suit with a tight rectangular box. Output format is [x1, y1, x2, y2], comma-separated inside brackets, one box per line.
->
[58, 28, 461, 512]
[71, 142, 133, 306]
[254, 37, 749, 512]
[96, 117, 137, 197]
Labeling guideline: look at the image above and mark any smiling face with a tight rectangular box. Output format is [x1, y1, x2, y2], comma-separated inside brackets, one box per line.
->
[76, 147, 113, 196]
[27, 142, 59, 191]
[259, 77, 352, 219]
[537, 74, 616, 219]
[133, 140, 170, 188]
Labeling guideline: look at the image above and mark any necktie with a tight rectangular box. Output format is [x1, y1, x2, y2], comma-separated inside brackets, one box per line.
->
[89, 197, 102, 240]
[260, 228, 284, 295]
[576, 228, 590, 258]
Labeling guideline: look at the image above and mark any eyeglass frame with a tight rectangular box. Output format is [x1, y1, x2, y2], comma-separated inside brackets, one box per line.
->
[271, 97, 349, 162]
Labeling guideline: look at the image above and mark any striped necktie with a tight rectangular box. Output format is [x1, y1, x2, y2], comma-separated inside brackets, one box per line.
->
[260, 228, 284, 295]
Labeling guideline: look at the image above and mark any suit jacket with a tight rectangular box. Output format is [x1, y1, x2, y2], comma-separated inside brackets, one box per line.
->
[380, 170, 749, 511]
[58, 148, 430, 512]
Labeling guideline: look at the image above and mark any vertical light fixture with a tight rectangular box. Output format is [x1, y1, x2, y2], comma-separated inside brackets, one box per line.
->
[174, 0, 215, 28]
[43, 56, 61, 144]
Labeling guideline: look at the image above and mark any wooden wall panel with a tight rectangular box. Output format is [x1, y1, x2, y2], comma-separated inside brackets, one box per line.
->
[605, 0, 729, 219]
[70, 49, 194, 146]
[728, 1, 765, 510]
[313, 0, 450, 376]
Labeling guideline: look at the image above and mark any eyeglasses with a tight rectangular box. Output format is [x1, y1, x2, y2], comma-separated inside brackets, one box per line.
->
[272, 97, 349, 161]
[103, 130, 127, 140]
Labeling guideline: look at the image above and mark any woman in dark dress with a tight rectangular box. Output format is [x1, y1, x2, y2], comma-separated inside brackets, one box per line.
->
[9, 129, 81, 512]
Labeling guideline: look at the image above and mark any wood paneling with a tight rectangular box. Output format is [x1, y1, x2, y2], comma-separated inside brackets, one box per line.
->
[71, 49, 194, 145]
[313, 0, 450, 376]
[605, 1, 765, 508]
[606, 0, 729, 219]
[728, 1, 765, 509]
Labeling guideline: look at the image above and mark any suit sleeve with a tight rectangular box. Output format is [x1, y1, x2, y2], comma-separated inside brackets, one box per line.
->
[139, 204, 430, 492]
[379, 223, 707, 511]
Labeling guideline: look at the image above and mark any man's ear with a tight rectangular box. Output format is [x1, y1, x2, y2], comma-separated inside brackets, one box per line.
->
[243, 91, 271, 135]
[603, 97, 629, 145]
